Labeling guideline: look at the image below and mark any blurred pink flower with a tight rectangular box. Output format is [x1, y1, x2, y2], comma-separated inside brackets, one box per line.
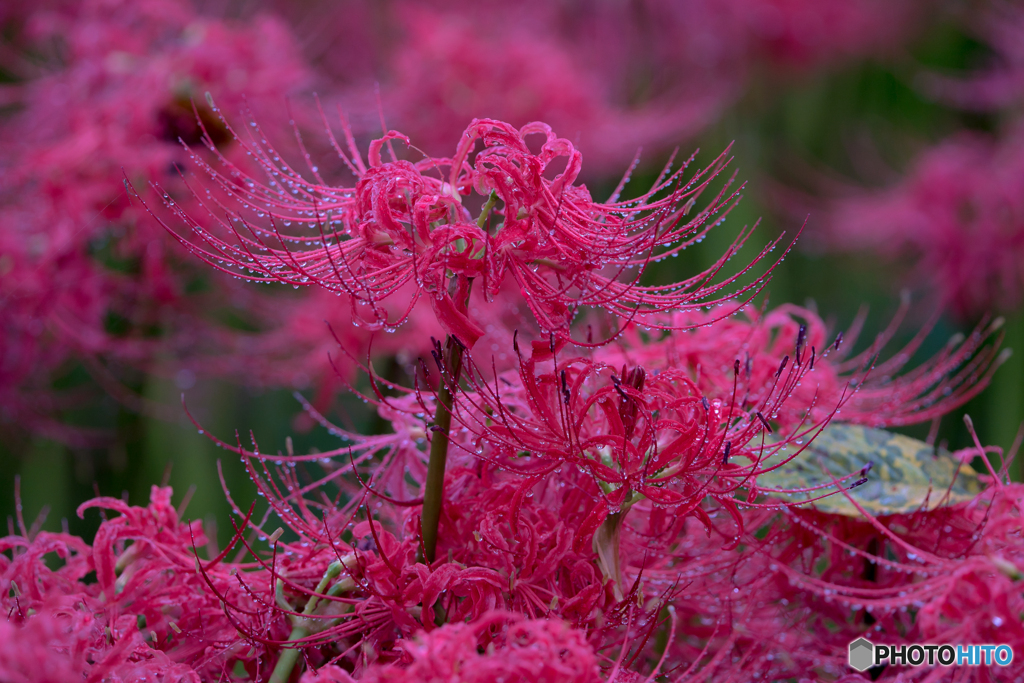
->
[809, 3, 1024, 320]
[0, 0, 312, 442]
[308, 0, 924, 176]
[724, 0, 923, 67]
[923, 3, 1024, 111]
[818, 129, 1024, 318]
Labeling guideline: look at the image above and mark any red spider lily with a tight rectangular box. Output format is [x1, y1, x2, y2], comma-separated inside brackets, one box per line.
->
[174, 280, 1005, 679]
[341, 611, 606, 683]
[0, 607, 203, 683]
[605, 299, 1006, 429]
[431, 298, 1002, 538]
[604, 445, 1022, 681]
[740, 477, 1024, 682]
[181, 433, 671, 677]
[445, 345, 781, 528]
[0, 486, 267, 682]
[141, 114, 784, 347]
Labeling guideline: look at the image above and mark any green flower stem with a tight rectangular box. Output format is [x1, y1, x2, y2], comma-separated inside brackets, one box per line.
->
[419, 193, 496, 565]
[269, 558, 355, 683]
[421, 337, 465, 563]
[478, 190, 499, 231]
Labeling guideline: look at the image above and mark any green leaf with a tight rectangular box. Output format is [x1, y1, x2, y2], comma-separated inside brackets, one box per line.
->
[756, 423, 983, 516]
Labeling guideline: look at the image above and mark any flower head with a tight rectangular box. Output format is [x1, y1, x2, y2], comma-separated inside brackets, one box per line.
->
[146, 115, 781, 347]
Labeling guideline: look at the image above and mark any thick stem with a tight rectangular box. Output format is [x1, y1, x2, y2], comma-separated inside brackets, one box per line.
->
[419, 194, 493, 564]
[421, 337, 465, 563]
[268, 626, 305, 683]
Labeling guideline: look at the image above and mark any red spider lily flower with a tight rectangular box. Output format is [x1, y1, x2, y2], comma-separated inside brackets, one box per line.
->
[143, 114, 783, 347]
[294, 613, 615, 682]
[1, 486, 267, 681]
[196, 435, 684, 680]
[606, 300, 1006, 429]
[603, 458, 1021, 680]
[731, 454, 1024, 680]
[200, 291, 1003, 620]
[432, 298, 1001, 534]
[447, 347, 775, 526]
[350, 611, 605, 683]
[0, 607, 203, 683]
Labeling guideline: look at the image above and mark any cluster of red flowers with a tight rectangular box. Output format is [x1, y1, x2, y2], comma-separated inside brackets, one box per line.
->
[4, 106, 1013, 679]
[0, 0, 933, 443]
[3, 1, 1022, 682]
[1, 295, 1016, 681]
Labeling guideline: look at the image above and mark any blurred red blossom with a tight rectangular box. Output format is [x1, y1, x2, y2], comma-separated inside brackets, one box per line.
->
[923, 3, 1024, 112]
[815, 129, 1024, 318]
[0, 0, 311, 443]
[308, 0, 925, 175]
[808, 2, 1024, 320]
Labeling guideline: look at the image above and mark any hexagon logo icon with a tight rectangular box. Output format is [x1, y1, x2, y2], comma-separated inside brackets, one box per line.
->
[849, 638, 875, 672]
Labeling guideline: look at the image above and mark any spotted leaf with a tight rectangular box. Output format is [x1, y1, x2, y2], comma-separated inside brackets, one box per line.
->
[756, 423, 982, 516]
